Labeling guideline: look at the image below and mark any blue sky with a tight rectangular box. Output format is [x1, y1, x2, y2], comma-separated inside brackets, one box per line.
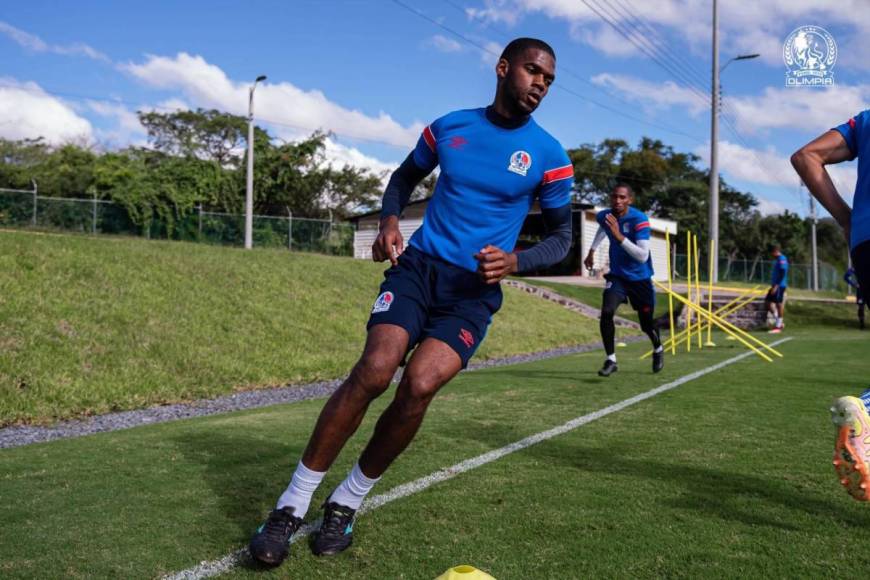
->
[1, 0, 867, 218]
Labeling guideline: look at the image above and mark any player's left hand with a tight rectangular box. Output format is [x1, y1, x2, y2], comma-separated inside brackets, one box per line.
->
[474, 245, 518, 285]
[605, 213, 624, 242]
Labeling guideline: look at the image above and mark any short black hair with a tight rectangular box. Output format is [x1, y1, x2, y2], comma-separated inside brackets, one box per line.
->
[769, 243, 781, 252]
[613, 183, 634, 197]
[499, 37, 556, 63]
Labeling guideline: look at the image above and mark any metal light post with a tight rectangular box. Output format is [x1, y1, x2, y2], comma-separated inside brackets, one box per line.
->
[245, 74, 267, 250]
[709, 0, 758, 283]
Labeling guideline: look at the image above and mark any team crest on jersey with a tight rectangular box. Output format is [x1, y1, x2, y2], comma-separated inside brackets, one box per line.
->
[507, 150, 532, 176]
[622, 222, 630, 234]
[371, 291, 394, 314]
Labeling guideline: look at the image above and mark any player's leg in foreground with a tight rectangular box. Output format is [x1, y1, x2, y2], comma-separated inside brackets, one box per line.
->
[598, 281, 624, 376]
[248, 325, 406, 565]
[310, 338, 463, 555]
[627, 279, 664, 373]
[857, 291, 865, 330]
[831, 390, 870, 501]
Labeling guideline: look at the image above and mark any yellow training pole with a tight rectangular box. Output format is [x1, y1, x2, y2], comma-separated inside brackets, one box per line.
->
[654, 282, 774, 362]
[693, 233, 702, 349]
[665, 230, 676, 355]
[706, 238, 716, 346]
[686, 230, 692, 353]
[643, 285, 762, 358]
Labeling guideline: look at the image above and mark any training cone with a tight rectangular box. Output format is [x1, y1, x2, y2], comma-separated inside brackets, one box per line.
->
[435, 565, 496, 580]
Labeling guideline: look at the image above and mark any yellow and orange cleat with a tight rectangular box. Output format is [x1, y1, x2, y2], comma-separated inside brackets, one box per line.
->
[831, 396, 870, 501]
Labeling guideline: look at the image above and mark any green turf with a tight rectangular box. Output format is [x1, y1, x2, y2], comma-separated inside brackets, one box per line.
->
[0, 230, 600, 426]
[524, 278, 673, 324]
[2, 327, 869, 578]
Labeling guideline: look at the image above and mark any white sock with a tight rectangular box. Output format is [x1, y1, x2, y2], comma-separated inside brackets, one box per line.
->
[607, 353, 617, 362]
[775, 317, 783, 327]
[654, 345, 663, 353]
[329, 462, 381, 510]
[276, 461, 326, 517]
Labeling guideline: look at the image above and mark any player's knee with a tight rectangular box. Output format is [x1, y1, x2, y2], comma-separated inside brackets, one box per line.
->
[349, 354, 397, 397]
[601, 306, 616, 320]
[396, 372, 442, 416]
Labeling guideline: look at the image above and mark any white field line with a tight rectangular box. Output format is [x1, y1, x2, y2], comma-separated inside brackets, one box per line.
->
[163, 337, 792, 580]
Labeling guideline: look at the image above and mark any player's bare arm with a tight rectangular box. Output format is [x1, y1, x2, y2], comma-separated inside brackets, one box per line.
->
[791, 130, 854, 236]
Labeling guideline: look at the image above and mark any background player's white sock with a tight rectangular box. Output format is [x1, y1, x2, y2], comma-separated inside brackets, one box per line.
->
[775, 317, 783, 328]
[654, 345, 664, 353]
[329, 462, 380, 510]
[276, 461, 325, 517]
[607, 353, 617, 362]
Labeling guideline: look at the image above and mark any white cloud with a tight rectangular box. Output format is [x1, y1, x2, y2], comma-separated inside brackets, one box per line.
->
[86, 100, 148, 148]
[570, 23, 641, 58]
[121, 52, 422, 149]
[0, 78, 93, 143]
[0, 20, 110, 62]
[430, 34, 462, 53]
[756, 197, 788, 216]
[592, 73, 706, 115]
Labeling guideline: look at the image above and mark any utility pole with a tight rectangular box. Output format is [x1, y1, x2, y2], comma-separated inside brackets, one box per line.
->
[709, 0, 720, 283]
[245, 74, 267, 249]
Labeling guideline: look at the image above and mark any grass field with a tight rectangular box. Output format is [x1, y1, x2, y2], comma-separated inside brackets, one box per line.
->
[0, 230, 601, 426]
[2, 324, 869, 579]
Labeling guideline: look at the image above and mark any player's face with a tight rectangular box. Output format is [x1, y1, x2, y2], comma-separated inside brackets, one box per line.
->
[498, 48, 555, 114]
[610, 188, 632, 215]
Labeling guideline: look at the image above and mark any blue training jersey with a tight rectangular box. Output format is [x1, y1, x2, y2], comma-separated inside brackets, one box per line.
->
[407, 108, 573, 272]
[596, 207, 654, 281]
[771, 253, 789, 288]
[833, 110, 870, 249]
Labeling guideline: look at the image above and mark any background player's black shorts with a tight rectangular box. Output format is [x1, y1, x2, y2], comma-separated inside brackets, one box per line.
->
[853, 240, 870, 297]
[765, 286, 786, 304]
[603, 273, 655, 314]
[367, 245, 502, 368]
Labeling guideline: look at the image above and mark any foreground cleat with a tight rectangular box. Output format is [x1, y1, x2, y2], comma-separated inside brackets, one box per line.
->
[831, 396, 870, 501]
[652, 350, 664, 373]
[598, 359, 618, 377]
[311, 501, 356, 556]
[249, 506, 303, 566]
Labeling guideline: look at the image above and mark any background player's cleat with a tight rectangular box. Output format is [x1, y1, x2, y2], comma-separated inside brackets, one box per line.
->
[831, 396, 870, 501]
[598, 360, 618, 377]
[311, 501, 356, 556]
[249, 506, 303, 566]
[768, 327, 782, 334]
[652, 350, 664, 373]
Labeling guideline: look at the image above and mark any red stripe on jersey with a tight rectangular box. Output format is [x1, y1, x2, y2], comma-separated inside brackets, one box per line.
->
[635, 221, 650, 231]
[542, 164, 573, 184]
[422, 126, 436, 152]
[850, 118, 857, 130]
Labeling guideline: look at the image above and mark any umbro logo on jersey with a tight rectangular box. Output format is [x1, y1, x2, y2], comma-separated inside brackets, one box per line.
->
[448, 136, 468, 149]
[507, 150, 532, 176]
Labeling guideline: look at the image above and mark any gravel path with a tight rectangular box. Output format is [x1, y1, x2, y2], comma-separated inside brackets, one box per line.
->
[0, 338, 644, 450]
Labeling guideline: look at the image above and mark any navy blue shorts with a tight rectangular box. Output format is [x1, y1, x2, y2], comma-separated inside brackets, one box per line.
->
[604, 274, 655, 314]
[765, 286, 786, 304]
[367, 246, 503, 368]
[854, 240, 870, 297]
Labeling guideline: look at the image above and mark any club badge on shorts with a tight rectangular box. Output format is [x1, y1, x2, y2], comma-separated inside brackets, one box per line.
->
[507, 150, 532, 176]
[371, 291, 394, 314]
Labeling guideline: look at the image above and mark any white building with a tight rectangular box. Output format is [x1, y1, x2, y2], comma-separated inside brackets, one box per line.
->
[350, 199, 677, 282]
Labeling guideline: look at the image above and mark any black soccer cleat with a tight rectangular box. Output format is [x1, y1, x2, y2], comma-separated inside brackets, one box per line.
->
[311, 501, 356, 556]
[249, 506, 303, 566]
[598, 359, 618, 377]
[652, 350, 664, 373]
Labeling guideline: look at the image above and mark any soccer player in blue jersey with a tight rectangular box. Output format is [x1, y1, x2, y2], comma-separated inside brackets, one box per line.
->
[584, 184, 663, 377]
[248, 37, 575, 564]
[792, 109, 870, 501]
[765, 244, 789, 334]
[844, 267, 865, 330]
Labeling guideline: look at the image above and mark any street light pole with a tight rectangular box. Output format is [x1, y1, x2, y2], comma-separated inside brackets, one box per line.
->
[245, 74, 267, 250]
[709, 0, 720, 282]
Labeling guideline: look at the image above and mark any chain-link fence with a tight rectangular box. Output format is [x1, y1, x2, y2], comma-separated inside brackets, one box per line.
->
[0, 187, 354, 255]
[673, 253, 844, 291]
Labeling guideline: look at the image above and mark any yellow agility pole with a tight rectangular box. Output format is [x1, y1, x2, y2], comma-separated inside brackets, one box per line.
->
[654, 282, 773, 362]
[693, 233, 702, 349]
[686, 230, 692, 352]
[665, 230, 676, 355]
[654, 281, 783, 360]
[706, 238, 716, 346]
[710, 285, 766, 295]
[643, 285, 762, 358]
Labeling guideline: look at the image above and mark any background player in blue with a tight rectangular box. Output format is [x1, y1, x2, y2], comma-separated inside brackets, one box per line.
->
[248, 38, 575, 566]
[584, 184, 663, 377]
[792, 109, 870, 501]
[844, 267, 865, 330]
[765, 244, 788, 334]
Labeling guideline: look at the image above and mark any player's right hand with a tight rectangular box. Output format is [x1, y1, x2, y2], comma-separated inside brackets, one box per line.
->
[584, 253, 595, 271]
[372, 215, 403, 266]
